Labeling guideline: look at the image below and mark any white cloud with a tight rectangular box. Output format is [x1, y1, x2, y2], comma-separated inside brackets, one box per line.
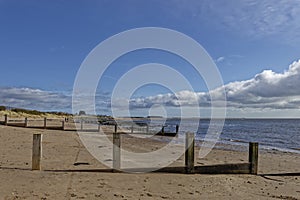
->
[216, 56, 225, 63]
[2, 60, 300, 116]
[125, 59, 300, 110]
[221, 60, 300, 107]
[0, 87, 111, 114]
[0, 87, 71, 111]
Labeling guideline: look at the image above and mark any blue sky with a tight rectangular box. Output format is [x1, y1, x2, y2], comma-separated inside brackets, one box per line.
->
[1, 0, 300, 118]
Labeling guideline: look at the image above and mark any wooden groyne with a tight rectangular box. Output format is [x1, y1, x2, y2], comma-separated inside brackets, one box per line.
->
[30, 129, 259, 174]
[118, 122, 179, 136]
[1, 115, 65, 130]
[2, 115, 260, 174]
[0, 115, 179, 136]
[111, 131, 259, 174]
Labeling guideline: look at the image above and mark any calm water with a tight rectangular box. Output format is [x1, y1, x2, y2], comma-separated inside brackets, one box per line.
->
[138, 118, 300, 153]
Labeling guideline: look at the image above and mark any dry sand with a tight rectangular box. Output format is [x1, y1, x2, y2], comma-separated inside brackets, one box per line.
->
[0, 124, 299, 200]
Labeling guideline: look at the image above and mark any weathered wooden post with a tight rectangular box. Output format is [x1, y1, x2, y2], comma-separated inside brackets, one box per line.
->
[185, 132, 195, 174]
[98, 123, 101, 132]
[114, 124, 118, 133]
[25, 117, 28, 127]
[4, 114, 8, 126]
[62, 121, 65, 130]
[113, 125, 120, 172]
[80, 119, 83, 130]
[175, 125, 179, 134]
[43, 117, 47, 129]
[146, 124, 149, 134]
[32, 134, 42, 170]
[249, 142, 259, 175]
[131, 123, 134, 134]
[161, 125, 165, 136]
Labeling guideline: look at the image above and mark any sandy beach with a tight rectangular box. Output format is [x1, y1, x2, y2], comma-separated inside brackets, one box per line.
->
[0, 123, 299, 200]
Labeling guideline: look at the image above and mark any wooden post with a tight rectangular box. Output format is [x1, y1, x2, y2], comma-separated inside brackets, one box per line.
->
[80, 119, 83, 130]
[161, 126, 165, 136]
[175, 125, 179, 134]
[146, 124, 149, 134]
[114, 124, 117, 133]
[4, 114, 8, 126]
[32, 134, 42, 170]
[25, 117, 28, 127]
[185, 132, 195, 174]
[249, 142, 259, 175]
[62, 121, 65, 130]
[43, 117, 47, 129]
[98, 123, 101, 132]
[113, 127, 120, 172]
[131, 123, 134, 134]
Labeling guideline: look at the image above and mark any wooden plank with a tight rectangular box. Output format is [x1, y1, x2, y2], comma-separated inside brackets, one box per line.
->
[249, 142, 259, 175]
[119, 163, 251, 174]
[185, 132, 195, 174]
[32, 134, 42, 170]
[46, 126, 65, 130]
[123, 166, 186, 173]
[194, 163, 251, 174]
[7, 123, 26, 127]
[156, 132, 177, 137]
[113, 129, 120, 172]
[8, 119, 26, 122]
[156, 166, 185, 173]
[122, 163, 251, 174]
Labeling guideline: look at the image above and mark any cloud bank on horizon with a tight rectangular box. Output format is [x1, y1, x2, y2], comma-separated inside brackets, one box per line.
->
[1, 60, 300, 117]
[114, 60, 300, 111]
[0, 87, 71, 111]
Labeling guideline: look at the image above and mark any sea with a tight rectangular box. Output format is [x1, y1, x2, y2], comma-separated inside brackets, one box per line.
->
[129, 118, 300, 154]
